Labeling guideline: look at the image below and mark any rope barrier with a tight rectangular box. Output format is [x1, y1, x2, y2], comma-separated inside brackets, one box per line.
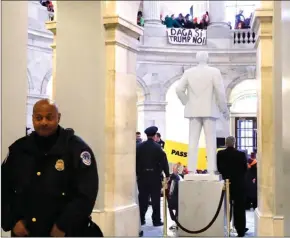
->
[162, 178, 231, 235]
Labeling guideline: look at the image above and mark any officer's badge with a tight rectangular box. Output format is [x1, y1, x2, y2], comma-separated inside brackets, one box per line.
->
[80, 151, 91, 166]
[55, 159, 65, 171]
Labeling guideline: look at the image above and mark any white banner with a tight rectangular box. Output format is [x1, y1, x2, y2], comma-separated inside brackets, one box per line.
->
[167, 28, 207, 45]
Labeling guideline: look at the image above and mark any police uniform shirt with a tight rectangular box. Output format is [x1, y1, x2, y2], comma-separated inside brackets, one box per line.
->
[1, 127, 99, 236]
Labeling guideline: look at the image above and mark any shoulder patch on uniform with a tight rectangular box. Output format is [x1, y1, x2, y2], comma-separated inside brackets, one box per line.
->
[80, 151, 91, 166]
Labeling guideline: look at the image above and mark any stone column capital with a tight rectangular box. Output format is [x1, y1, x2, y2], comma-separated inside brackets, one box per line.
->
[46, 21, 57, 35]
[251, 8, 274, 48]
[103, 15, 143, 53]
[143, 1, 162, 25]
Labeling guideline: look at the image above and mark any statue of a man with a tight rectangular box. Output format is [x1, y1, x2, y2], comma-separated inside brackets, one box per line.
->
[176, 51, 229, 175]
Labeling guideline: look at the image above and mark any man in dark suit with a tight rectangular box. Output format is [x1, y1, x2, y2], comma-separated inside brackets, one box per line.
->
[217, 136, 248, 237]
[136, 126, 170, 227]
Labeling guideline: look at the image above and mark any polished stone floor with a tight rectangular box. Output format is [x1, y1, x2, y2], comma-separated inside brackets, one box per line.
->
[142, 198, 255, 237]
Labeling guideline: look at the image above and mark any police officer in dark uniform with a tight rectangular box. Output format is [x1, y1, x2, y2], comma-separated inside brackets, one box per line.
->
[136, 126, 170, 227]
[1, 99, 100, 237]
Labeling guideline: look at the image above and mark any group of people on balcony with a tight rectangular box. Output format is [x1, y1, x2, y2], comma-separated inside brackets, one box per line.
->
[137, 11, 209, 30]
[39, 0, 54, 21]
[40, 0, 54, 12]
[163, 12, 209, 30]
[234, 10, 253, 29]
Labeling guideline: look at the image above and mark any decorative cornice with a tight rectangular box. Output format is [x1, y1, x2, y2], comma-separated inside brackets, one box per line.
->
[251, 8, 274, 49]
[103, 16, 143, 53]
[103, 16, 143, 39]
[28, 28, 53, 40]
[45, 21, 57, 35]
[137, 101, 168, 112]
[138, 46, 256, 55]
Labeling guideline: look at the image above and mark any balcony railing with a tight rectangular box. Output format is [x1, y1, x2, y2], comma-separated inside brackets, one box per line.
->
[233, 29, 256, 44]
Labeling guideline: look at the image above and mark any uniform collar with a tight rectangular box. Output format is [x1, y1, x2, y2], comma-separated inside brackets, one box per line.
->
[24, 126, 74, 156]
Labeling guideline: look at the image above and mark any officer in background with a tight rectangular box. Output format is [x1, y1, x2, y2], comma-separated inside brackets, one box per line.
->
[136, 126, 170, 227]
[156, 133, 165, 149]
[1, 99, 101, 237]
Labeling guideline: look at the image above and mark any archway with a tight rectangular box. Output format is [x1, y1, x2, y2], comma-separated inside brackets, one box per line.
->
[229, 79, 258, 153]
[230, 79, 258, 113]
[46, 76, 53, 100]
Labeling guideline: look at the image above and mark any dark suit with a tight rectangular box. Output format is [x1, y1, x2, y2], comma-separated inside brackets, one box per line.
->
[217, 147, 247, 236]
[136, 139, 169, 224]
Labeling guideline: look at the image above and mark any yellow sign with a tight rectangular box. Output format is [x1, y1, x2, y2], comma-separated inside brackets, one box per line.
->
[164, 140, 224, 170]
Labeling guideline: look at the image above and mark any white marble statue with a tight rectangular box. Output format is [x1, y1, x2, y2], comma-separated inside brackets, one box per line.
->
[176, 51, 229, 175]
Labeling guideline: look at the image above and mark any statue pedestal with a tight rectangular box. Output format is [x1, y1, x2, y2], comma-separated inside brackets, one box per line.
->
[177, 179, 225, 237]
[184, 173, 221, 181]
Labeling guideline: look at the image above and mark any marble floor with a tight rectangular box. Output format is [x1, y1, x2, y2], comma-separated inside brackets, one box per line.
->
[142, 198, 255, 237]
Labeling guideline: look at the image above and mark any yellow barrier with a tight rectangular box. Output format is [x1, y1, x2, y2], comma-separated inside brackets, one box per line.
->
[164, 140, 224, 170]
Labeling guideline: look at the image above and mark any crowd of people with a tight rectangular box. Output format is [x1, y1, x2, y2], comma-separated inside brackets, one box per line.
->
[234, 10, 253, 29]
[39, 0, 54, 21]
[137, 11, 209, 30]
[138, 9, 253, 31]
[163, 12, 210, 30]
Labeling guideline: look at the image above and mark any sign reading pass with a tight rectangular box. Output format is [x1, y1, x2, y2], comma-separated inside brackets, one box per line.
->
[167, 28, 207, 46]
[164, 140, 224, 170]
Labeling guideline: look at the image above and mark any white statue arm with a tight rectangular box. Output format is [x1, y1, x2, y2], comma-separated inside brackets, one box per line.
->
[176, 72, 188, 105]
[213, 69, 229, 119]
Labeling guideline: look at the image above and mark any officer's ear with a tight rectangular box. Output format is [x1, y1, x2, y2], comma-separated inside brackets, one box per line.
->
[58, 113, 61, 123]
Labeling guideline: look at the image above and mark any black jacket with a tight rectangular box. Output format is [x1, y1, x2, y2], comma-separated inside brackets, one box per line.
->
[1, 127, 99, 236]
[136, 139, 170, 180]
[157, 139, 165, 149]
[217, 147, 247, 195]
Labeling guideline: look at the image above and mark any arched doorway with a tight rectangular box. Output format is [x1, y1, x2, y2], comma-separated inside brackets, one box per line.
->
[229, 79, 257, 154]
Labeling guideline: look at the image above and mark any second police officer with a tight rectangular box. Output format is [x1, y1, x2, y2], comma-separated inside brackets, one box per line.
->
[136, 126, 170, 227]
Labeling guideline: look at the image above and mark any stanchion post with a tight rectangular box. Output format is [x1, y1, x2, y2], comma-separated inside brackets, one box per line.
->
[225, 179, 231, 237]
[162, 177, 168, 237]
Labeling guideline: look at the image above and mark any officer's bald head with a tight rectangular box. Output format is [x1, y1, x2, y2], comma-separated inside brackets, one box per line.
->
[33, 99, 59, 114]
[32, 99, 61, 137]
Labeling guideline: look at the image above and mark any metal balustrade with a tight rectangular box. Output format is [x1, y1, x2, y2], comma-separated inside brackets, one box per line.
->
[233, 29, 256, 44]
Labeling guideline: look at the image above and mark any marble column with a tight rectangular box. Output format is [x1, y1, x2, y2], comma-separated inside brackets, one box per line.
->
[1, 2, 28, 236]
[252, 2, 284, 236]
[208, 1, 226, 23]
[1, 1, 28, 158]
[143, 0, 161, 25]
[45, 3, 56, 100]
[193, 1, 209, 19]
[137, 101, 167, 139]
[55, 1, 142, 236]
[281, 1, 290, 236]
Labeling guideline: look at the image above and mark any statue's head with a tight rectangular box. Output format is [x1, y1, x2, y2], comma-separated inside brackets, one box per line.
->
[196, 51, 208, 65]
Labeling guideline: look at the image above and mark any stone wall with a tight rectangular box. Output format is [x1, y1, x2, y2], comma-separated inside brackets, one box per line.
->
[27, 1, 53, 129]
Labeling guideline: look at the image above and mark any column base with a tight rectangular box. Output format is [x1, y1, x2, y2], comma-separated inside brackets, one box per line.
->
[255, 208, 284, 236]
[91, 203, 139, 236]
